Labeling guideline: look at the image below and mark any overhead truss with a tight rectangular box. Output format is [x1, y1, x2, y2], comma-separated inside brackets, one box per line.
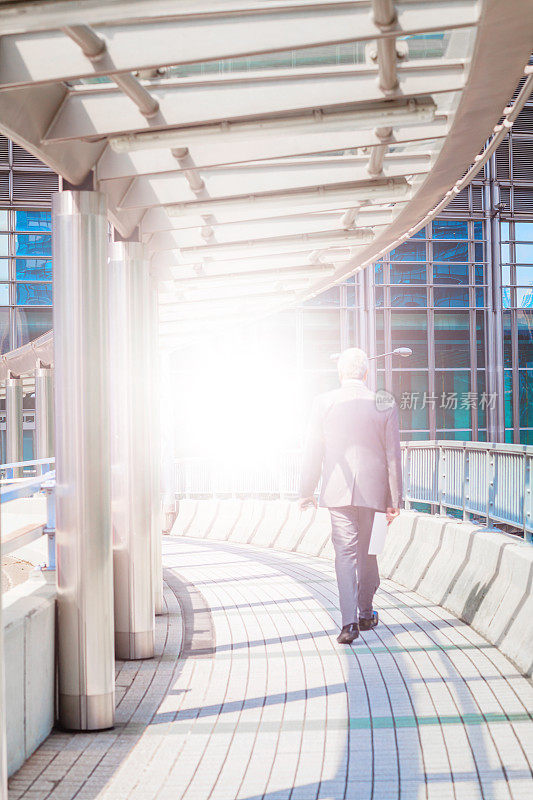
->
[0, 0, 532, 348]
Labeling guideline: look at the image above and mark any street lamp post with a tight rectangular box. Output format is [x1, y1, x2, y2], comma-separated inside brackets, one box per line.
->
[330, 347, 413, 361]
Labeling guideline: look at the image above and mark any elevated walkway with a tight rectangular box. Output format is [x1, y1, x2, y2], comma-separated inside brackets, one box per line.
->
[9, 534, 533, 800]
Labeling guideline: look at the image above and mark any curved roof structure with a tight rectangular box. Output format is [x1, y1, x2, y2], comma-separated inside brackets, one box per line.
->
[1, 0, 533, 351]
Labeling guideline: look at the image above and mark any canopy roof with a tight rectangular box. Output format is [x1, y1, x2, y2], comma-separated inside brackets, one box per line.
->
[1, 0, 532, 351]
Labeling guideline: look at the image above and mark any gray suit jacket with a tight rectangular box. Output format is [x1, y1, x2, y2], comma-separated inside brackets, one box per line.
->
[299, 379, 403, 511]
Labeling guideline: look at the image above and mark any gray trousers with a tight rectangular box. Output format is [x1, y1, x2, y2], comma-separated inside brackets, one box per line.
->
[329, 506, 380, 627]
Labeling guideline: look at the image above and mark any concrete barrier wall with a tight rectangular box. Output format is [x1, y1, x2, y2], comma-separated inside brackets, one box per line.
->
[170, 499, 533, 677]
[379, 511, 533, 679]
[3, 571, 56, 776]
[171, 498, 330, 556]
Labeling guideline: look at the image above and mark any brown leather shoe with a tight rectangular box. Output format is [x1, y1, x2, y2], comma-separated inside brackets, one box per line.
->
[337, 623, 359, 644]
[359, 611, 379, 631]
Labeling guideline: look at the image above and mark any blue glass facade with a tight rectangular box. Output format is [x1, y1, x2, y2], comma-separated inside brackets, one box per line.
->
[0, 207, 54, 354]
[0, 138, 57, 460]
[355, 212, 489, 441]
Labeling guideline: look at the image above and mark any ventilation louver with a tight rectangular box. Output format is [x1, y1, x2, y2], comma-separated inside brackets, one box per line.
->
[0, 171, 9, 202]
[12, 171, 59, 203]
[447, 188, 470, 212]
[0, 136, 9, 168]
[511, 136, 533, 181]
[495, 139, 510, 180]
[12, 143, 48, 169]
[513, 187, 533, 213]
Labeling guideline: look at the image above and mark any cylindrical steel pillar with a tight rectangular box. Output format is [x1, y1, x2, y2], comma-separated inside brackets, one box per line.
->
[150, 279, 164, 615]
[6, 376, 23, 474]
[0, 581, 7, 800]
[35, 366, 54, 464]
[109, 241, 154, 659]
[52, 190, 114, 731]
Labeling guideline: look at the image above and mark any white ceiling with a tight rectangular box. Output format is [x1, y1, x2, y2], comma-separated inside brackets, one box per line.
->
[0, 0, 532, 354]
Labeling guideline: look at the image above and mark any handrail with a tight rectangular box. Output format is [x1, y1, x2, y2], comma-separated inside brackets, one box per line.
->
[0, 457, 56, 483]
[173, 441, 533, 541]
[0, 464, 56, 568]
[0, 470, 55, 503]
[402, 441, 533, 542]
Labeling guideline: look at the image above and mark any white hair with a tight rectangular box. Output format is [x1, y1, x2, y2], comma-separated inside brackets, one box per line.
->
[337, 347, 369, 381]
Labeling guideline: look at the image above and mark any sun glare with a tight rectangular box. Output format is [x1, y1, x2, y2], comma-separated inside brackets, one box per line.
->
[167, 345, 305, 461]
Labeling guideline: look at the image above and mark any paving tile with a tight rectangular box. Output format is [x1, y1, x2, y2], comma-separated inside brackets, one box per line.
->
[7, 538, 533, 800]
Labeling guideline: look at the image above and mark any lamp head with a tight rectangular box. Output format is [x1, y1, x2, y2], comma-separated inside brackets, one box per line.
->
[392, 347, 412, 358]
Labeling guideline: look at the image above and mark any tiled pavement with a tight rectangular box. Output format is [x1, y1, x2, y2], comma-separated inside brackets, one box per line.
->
[8, 536, 533, 800]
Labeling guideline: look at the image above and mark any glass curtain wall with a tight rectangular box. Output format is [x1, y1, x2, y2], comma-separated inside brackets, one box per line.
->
[0, 136, 57, 461]
[497, 97, 533, 444]
[354, 214, 487, 441]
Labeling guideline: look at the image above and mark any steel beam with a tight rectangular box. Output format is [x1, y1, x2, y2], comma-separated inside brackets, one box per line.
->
[161, 177, 410, 220]
[153, 249, 346, 274]
[162, 264, 335, 291]
[367, 127, 393, 176]
[112, 73, 159, 117]
[53, 190, 114, 731]
[158, 298, 293, 324]
[118, 154, 430, 210]
[35, 366, 54, 465]
[141, 201, 398, 236]
[109, 241, 155, 660]
[0, 82, 104, 186]
[160, 251, 338, 277]
[62, 24, 106, 59]
[149, 222, 373, 253]
[63, 25, 160, 117]
[171, 242, 366, 266]
[0, 0, 481, 36]
[147, 209, 394, 248]
[43, 62, 464, 142]
[108, 98, 437, 154]
[160, 277, 313, 305]
[0, 2, 478, 87]
[95, 119, 447, 182]
[176, 228, 374, 262]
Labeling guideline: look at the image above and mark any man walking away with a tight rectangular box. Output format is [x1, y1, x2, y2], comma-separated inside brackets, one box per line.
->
[299, 348, 403, 644]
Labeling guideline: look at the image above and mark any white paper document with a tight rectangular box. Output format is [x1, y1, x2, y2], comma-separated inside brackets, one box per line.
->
[368, 512, 388, 555]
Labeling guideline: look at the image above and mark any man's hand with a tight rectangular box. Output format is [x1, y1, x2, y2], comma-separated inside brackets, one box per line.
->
[386, 507, 401, 525]
[299, 496, 317, 511]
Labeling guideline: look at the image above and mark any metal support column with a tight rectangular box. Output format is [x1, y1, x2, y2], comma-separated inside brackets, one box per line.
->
[35, 366, 54, 464]
[0, 567, 7, 800]
[52, 190, 114, 731]
[109, 241, 155, 658]
[364, 268, 378, 391]
[485, 155, 505, 442]
[150, 279, 164, 615]
[6, 375, 23, 474]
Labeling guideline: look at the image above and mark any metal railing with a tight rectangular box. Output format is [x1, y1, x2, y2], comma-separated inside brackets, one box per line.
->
[174, 452, 302, 498]
[1, 459, 56, 568]
[0, 456, 55, 481]
[174, 441, 533, 541]
[403, 441, 533, 541]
